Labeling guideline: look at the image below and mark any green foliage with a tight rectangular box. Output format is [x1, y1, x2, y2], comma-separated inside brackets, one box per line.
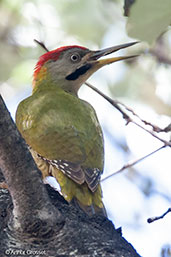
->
[127, 0, 171, 44]
[56, 0, 116, 45]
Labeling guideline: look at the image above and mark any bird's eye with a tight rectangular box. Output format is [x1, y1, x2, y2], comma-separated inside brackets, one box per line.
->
[70, 53, 81, 62]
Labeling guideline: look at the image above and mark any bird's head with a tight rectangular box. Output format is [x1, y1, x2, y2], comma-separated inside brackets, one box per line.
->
[33, 42, 137, 95]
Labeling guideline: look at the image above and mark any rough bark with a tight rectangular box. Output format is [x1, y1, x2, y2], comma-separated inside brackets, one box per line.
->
[0, 95, 140, 257]
[0, 95, 62, 233]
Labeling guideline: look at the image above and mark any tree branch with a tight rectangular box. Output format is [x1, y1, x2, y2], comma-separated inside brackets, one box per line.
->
[147, 208, 171, 223]
[101, 145, 165, 182]
[85, 81, 170, 181]
[85, 82, 171, 147]
[116, 100, 171, 133]
[0, 95, 61, 235]
[85, 82, 131, 122]
[34, 39, 49, 52]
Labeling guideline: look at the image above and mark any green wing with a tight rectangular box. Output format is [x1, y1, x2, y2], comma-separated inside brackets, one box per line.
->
[16, 88, 104, 170]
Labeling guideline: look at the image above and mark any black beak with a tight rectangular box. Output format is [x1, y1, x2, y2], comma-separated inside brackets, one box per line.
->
[91, 42, 138, 60]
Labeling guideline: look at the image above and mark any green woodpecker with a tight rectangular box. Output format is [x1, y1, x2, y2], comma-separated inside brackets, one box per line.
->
[16, 42, 136, 216]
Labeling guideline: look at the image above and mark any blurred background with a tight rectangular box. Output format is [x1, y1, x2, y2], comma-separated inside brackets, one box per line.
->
[0, 0, 171, 256]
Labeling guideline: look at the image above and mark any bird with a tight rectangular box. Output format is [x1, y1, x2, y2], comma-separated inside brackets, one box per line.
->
[16, 42, 137, 216]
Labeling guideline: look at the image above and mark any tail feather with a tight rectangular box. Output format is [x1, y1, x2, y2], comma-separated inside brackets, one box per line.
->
[71, 197, 107, 217]
[94, 202, 107, 217]
[50, 165, 106, 216]
[30, 154, 106, 216]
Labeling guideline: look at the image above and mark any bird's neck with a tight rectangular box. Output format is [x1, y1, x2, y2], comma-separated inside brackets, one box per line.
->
[32, 67, 79, 97]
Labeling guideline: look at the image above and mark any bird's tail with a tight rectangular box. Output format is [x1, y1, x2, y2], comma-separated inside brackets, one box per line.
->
[51, 166, 106, 216]
[30, 151, 106, 216]
[71, 196, 107, 216]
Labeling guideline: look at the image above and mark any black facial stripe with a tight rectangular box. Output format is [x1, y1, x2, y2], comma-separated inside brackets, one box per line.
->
[66, 63, 92, 81]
